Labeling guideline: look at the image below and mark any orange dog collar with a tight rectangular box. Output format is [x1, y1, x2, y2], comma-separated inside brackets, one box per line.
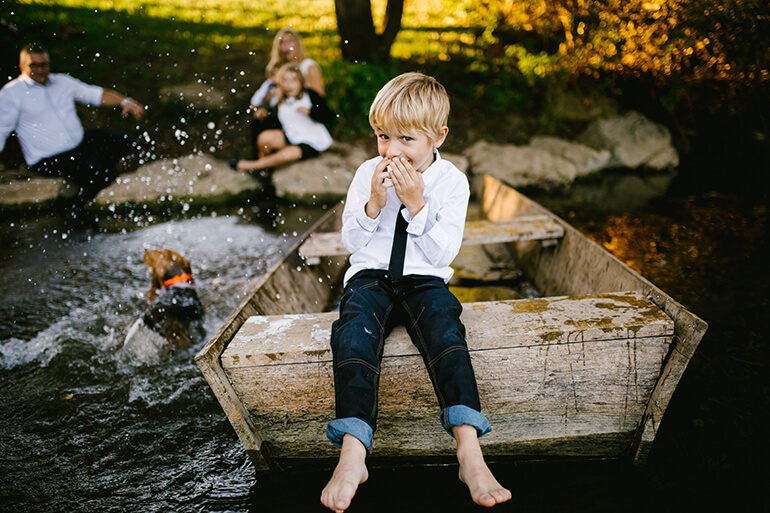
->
[163, 273, 192, 288]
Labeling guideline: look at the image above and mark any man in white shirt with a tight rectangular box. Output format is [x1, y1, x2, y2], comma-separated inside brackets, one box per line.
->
[0, 43, 146, 200]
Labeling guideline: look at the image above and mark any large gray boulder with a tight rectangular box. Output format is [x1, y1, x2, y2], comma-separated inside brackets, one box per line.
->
[577, 111, 679, 169]
[529, 136, 611, 176]
[92, 154, 262, 209]
[272, 143, 369, 204]
[0, 168, 78, 210]
[464, 141, 578, 189]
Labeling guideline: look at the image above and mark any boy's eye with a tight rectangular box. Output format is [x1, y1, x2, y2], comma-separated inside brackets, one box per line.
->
[377, 134, 389, 141]
[402, 136, 413, 142]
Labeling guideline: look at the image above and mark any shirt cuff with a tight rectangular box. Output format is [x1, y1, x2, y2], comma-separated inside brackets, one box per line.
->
[327, 417, 374, 452]
[355, 203, 380, 233]
[405, 201, 429, 236]
[440, 405, 492, 438]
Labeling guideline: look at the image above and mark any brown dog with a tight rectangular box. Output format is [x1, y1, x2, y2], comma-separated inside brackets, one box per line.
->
[123, 248, 205, 355]
[144, 247, 194, 302]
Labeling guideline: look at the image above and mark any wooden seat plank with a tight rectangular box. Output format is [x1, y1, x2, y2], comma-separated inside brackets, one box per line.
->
[298, 215, 565, 261]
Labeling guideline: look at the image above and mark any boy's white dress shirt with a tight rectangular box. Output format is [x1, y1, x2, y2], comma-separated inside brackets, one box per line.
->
[341, 150, 470, 286]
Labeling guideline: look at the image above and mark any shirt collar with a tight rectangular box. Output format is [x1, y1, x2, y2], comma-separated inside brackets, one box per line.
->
[19, 73, 50, 87]
[421, 149, 442, 187]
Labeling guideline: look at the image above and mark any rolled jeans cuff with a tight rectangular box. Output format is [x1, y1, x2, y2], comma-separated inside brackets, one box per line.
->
[440, 405, 492, 438]
[327, 417, 374, 453]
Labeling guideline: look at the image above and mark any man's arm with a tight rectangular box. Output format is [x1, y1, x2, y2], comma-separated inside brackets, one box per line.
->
[100, 90, 145, 119]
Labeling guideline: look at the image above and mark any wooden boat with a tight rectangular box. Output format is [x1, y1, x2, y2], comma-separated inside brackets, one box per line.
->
[195, 173, 707, 470]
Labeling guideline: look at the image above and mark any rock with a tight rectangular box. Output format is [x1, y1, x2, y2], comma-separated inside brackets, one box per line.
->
[159, 83, 229, 111]
[0, 170, 78, 210]
[577, 111, 679, 169]
[464, 141, 578, 189]
[91, 154, 262, 209]
[272, 143, 368, 204]
[529, 136, 611, 176]
[646, 145, 680, 170]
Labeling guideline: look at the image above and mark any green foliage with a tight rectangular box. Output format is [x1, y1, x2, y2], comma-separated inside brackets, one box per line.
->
[324, 60, 400, 140]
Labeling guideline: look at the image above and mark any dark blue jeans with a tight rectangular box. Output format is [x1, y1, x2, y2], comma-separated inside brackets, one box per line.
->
[33, 129, 134, 198]
[327, 270, 490, 451]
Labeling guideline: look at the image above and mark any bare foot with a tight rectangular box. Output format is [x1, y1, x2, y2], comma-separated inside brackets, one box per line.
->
[321, 434, 369, 512]
[458, 458, 512, 507]
[454, 424, 512, 507]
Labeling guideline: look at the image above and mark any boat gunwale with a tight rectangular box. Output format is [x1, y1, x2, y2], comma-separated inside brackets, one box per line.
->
[195, 205, 343, 469]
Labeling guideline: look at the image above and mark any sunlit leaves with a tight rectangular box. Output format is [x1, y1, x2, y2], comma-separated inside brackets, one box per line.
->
[12, 0, 768, 98]
[469, 0, 769, 88]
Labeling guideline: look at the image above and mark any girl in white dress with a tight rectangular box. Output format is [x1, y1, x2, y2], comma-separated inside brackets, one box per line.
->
[232, 63, 334, 174]
[246, 28, 326, 156]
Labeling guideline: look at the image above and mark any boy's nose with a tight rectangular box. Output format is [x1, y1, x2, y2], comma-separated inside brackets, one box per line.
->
[385, 144, 401, 159]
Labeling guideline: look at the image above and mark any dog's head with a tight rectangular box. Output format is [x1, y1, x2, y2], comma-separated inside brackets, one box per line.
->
[144, 248, 193, 301]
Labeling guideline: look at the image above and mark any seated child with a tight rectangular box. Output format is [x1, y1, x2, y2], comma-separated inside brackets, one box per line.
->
[231, 62, 334, 174]
[320, 72, 512, 512]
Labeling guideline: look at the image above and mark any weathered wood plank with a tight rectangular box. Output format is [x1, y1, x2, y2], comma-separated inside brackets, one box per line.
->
[250, 414, 640, 462]
[221, 292, 673, 459]
[225, 291, 672, 366]
[297, 215, 565, 260]
[229, 334, 668, 420]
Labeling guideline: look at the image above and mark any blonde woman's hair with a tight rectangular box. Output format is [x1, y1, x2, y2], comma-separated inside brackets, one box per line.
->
[266, 28, 307, 77]
[369, 72, 450, 143]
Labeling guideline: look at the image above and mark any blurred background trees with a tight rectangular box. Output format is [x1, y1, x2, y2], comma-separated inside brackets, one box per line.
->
[335, 0, 403, 62]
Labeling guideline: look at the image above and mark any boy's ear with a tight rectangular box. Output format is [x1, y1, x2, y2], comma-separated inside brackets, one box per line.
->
[433, 126, 449, 148]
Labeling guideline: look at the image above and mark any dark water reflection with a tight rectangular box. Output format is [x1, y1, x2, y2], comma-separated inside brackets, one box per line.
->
[0, 187, 766, 512]
[0, 209, 295, 512]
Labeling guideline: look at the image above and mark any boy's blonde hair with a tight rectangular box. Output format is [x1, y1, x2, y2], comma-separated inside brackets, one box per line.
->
[369, 72, 450, 143]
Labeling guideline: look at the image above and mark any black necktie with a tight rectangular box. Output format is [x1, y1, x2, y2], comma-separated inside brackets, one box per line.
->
[388, 204, 408, 279]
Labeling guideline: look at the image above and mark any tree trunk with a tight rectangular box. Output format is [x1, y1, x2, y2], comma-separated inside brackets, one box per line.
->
[335, 0, 403, 62]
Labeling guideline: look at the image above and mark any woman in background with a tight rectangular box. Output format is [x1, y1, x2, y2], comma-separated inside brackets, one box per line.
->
[247, 28, 326, 157]
[233, 63, 333, 174]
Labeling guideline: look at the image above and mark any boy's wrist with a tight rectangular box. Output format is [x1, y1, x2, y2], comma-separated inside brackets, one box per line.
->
[364, 201, 381, 219]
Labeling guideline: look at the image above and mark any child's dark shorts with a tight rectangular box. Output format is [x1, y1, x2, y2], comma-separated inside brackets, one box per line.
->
[297, 143, 320, 160]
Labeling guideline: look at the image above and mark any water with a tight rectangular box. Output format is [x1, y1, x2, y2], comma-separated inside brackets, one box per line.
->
[0, 210, 294, 512]
[1, 189, 766, 512]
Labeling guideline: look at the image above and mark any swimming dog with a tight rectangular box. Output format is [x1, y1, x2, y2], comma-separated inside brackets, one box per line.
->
[122, 248, 205, 361]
